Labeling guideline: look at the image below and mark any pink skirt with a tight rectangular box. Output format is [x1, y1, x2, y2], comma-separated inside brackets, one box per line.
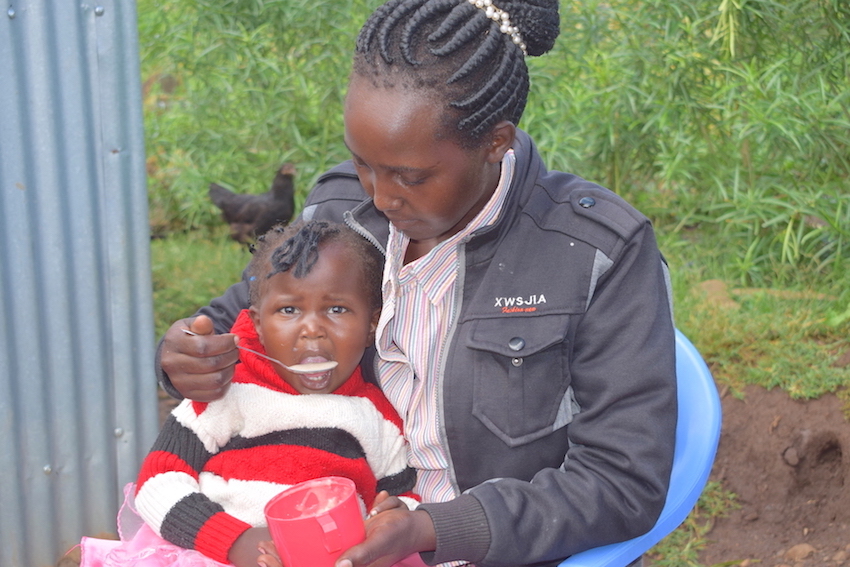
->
[80, 484, 429, 567]
[80, 484, 230, 567]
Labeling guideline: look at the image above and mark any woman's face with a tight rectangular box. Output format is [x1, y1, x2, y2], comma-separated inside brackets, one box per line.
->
[248, 241, 379, 395]
[344, 76, 507, 250]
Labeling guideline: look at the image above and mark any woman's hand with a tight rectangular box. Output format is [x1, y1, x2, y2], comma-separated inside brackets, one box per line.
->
[368, 491, 408, 517]
[336, 508, 436, 567]
[160, 315, 240, 402]
[254, 500, 435, 567]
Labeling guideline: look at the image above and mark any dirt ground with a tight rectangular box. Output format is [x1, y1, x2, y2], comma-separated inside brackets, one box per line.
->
[696, 384, 850, 567]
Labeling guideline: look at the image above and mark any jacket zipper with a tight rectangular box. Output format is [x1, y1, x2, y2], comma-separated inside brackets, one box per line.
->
[435, 243, 464, 495]
[343, 209, 386, 256]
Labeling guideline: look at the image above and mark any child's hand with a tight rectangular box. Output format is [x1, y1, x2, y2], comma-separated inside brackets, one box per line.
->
[368, 491, 408, 517]
[257, 540, 283, 567]
[229, 527, 273, 567]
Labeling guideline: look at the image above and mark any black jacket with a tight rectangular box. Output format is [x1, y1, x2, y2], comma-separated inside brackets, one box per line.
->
[159, 130, 677, 567]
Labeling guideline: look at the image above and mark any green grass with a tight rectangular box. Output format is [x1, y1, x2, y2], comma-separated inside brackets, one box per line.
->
[658, 223, 850, 400]
[678, 286, 850, 399]
[150, 227, 251, 338]
[138, 0, 850, 563]
[140, 0, 370, 235]
[648, 481, 740, 566]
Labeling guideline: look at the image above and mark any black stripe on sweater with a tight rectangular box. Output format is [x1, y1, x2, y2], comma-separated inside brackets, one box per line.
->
[220, 427, 367, 460]
[160, 492, 225, 549]
[377, 465, 417, 496]
[152, 414, 212, 473]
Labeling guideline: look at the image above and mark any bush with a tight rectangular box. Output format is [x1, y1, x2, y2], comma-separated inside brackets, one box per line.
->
[139, 0, 850, 286]
[522, 0, 849, 286]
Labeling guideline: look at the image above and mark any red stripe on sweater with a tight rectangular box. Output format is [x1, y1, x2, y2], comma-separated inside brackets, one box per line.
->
[193, 511, 252, 563]
[136, 450, 198, 492]
[205, 445, 379, 508]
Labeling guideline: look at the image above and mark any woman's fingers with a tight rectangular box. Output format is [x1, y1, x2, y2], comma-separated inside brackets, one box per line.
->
[337, 509, 436, 567]
[160, 316, 239, 401]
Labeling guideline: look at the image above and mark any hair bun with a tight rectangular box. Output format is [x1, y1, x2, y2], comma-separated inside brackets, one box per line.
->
[503, 0, 560, 57]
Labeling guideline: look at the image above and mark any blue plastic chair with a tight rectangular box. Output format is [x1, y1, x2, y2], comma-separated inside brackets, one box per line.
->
[559, 329, 722, 567]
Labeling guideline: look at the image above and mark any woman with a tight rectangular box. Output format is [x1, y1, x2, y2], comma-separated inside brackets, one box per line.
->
[158, 1, 677, 566]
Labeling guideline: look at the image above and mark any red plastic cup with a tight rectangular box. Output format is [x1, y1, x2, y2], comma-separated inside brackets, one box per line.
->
[264, 477, 366, 567]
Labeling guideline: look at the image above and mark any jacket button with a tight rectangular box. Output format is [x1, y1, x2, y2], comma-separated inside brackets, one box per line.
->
[579, 196, 596, 208]
[511, 357, 523, 367]
[508, 337, 525, 351]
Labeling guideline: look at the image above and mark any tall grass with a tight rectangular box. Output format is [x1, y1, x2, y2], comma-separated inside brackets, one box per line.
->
[137, 0, 849, 284]
[150, 227, 251, 337]
[524, 0, 849, 287]
[140, 0, 372, 234]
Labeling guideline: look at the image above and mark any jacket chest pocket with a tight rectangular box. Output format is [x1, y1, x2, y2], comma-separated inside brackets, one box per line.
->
[466, 314, 577, 448]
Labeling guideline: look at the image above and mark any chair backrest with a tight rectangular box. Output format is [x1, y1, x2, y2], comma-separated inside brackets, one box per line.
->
[558, 329, 722, 567]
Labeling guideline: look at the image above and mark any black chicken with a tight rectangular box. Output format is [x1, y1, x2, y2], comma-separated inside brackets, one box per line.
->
[208, 163, 296, 243]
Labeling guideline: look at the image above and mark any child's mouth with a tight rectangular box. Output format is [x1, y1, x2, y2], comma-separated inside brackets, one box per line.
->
[294, 356, 334, 391]
[299, 370, 333, 389]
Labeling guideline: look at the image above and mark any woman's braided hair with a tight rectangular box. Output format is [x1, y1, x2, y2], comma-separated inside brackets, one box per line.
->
[247, 221, 383, 311]
[353, 0, 560, 148]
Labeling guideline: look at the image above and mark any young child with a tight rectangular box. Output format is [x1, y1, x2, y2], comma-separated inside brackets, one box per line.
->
[81, 220, 418, 567]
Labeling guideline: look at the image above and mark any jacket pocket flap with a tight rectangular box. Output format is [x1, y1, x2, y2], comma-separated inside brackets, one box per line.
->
[467, 314, 571, 357]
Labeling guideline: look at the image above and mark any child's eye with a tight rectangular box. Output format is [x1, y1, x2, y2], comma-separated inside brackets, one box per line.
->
[280, 306, 298, 314]
[329, 306, 348, 314]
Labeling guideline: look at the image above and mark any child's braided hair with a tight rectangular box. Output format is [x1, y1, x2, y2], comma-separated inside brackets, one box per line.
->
[353, 0, 560, 148]
[247, 221, 383, 310]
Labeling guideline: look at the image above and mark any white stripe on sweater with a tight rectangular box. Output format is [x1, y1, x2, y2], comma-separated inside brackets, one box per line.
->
[171, 382, 410, 481]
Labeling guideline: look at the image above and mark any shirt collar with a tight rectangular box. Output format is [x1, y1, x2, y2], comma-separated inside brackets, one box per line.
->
[385, 150, 516, 304]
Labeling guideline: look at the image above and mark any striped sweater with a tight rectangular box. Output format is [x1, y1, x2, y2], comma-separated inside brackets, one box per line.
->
[135, 310, 418, 563]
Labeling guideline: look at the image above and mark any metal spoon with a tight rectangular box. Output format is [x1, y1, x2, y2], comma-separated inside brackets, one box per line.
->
[181, 328, 338, 374]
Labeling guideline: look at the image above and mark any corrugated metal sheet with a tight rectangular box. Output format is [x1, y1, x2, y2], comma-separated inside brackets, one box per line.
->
[0, 2, 158, 566]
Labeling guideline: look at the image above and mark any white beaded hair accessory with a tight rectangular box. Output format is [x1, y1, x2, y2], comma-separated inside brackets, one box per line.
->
[467, 0, 527, 55]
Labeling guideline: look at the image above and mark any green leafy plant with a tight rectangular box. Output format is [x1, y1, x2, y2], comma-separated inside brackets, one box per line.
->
[522, 0, 849, 287]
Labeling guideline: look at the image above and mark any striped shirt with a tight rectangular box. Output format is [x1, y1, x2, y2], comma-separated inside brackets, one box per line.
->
[375, 150, 515, 504]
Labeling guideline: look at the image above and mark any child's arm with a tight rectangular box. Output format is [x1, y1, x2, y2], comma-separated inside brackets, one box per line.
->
[374, 428, 420, 507]
[134, 411, 252, 564]
[359, 385, 421, 508]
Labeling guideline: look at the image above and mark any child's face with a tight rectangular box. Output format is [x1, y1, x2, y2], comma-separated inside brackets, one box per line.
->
[249, 240, 379, 394]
